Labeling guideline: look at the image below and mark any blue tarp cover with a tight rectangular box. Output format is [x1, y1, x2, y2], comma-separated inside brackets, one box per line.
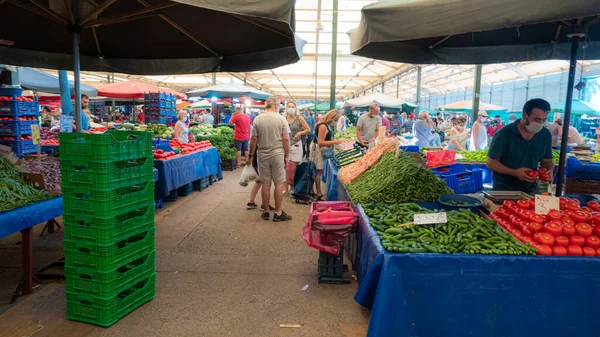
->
[322, 159, 339, 201]
[353, 203, 600, 337]
[154, 147, 222, 200]
[0, 197, 63, 239]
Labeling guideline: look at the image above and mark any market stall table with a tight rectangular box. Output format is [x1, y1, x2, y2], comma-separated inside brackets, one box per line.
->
[322, 159, 339, 201]
[353, 204, 600, 337]
[154, 147, 223, 200]
[0, 197, 63, 302]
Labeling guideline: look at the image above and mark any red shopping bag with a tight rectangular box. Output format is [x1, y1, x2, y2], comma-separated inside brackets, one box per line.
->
[426, 150, 456, 168]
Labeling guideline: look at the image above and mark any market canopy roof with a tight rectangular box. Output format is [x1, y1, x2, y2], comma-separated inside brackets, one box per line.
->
[14, 66, 98, 97]
[436, 100, 508, 113]
[343, 93, 405, 109]
[97, 80, 185, 99]
[0, 0, 305, 75]
[186, 82, 272, 100]
[349, 0, 600, 64]
[187, 99, 212, 108]
[551, 99, 600, 114]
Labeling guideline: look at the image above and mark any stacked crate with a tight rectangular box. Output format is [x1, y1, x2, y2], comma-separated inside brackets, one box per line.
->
[59, 130, 156, 327]
[144, 92, 175, 124]
[0, 95, 39, 156]
[90, 101, 108, 120]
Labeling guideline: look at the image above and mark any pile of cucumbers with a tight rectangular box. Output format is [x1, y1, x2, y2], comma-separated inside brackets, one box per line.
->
[333, 146, 364, 168]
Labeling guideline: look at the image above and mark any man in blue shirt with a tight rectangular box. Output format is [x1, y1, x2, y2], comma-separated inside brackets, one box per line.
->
[413, 110, 434, 146]
[487, 99, 554, 194]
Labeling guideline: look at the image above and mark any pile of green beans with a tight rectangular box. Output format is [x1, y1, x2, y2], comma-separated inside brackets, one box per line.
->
[346, 153, 453, 204]
[364, 203, 537, 255]
[0, 157, 54, 212]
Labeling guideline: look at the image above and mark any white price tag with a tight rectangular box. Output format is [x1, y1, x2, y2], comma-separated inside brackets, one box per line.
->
[60, 114, 73, 132]
[414, 212, 447, 225]
[535, 194, 560, 215]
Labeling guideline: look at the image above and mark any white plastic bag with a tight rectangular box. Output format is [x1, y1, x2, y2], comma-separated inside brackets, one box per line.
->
[239, 165, 258, 187]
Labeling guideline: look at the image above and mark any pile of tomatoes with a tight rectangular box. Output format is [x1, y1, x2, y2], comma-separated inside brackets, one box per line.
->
[169, 139, 212, 154]
[41, 139, 59, 146]
[0, 135, 32, 141]
[153, 149, 178, 160]
[0, 96, 34, 102]
[525, 167, 551, 182]
[490, 198, 600, 256]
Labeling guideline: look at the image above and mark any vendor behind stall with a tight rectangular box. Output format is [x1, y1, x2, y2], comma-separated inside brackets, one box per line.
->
[486, 99, 554, 194]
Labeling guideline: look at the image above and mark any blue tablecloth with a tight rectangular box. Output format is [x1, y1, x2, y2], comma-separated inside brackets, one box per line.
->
[322, 159, 339, 201]
[0, 197, 63, 239]
[154, 147, 222, 200]
[354, 204, 600, 337]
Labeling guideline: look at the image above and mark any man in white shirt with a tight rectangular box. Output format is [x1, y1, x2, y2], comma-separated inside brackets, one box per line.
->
[336, 110, 347, 135]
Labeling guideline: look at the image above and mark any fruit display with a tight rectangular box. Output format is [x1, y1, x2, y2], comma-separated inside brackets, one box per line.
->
[489, 198, 600, 256]
[153, 139, 212, 160]
[0, 156, 54, 212]
[364, 203, 537, 255]
[347, 152, 453, 204]
[338, 138, 396, 184]
[456, 150, 487, 162]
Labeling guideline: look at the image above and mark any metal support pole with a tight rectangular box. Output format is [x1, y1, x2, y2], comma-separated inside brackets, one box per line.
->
[329, 0, 338, 110]
[416, 66, 422, 112]
[381, 82, 385, 94]
[396, 75, 400, 98]
[212, 72, 216, 85]
[471, 64, 482, 124]
[556, 34, 583, 196]
[72, 0, 81, 133]
[111, 73, 115, 116]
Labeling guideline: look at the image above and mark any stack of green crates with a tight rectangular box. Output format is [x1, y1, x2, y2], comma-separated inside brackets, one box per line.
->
[59, 131, 156, 327]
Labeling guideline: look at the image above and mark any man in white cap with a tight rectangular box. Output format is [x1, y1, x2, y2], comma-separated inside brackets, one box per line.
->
[471, 110, 489, 150]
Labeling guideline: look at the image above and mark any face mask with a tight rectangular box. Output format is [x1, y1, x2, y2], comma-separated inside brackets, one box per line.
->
[481, 117, 487, 122]
[525, 118, 544, 134]
[287, 108, 295, 115]
[509, 119, 516, 123]
[456, 125, 465, 131]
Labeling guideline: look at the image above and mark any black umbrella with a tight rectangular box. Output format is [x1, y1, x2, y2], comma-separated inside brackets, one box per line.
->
[349, 0, 600, 195]
[0, 0, 305, 131]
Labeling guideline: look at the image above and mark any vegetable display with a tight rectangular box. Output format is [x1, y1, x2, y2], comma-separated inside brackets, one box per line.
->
[338, 138, 396, 184]
[490, 198, 600, 256]
[456, 150, 488, 162]
[19, 157, 61, 195]
[332, 147, 364, 168]
[335, 126, 357, 140]
[347, 152, 453, 203]
[144, 124, 174, 139]
[364, 203, 537, 255]
[0, 156, 54, 212]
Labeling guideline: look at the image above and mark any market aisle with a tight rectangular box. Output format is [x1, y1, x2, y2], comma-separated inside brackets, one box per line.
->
[0, 171, 369, 337]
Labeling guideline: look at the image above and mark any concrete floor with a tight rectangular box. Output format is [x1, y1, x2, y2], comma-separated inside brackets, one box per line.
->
[0, 170, 370, 337]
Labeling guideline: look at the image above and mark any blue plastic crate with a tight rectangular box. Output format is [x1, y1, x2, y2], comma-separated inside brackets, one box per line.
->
[148, 117, 168, 125]
[400, 145, 420, 153]
[0, 96, 39, 117]
[177, 183, 194, 196]
[462, 163, 493, 184]
[0, 139, 37, 157]
[152, 137, 170, 149]
[566, 156, 600, 181]
[431, 163, 465, 176]
[440, 169, 484, 194]
[0, 120, 38, 136]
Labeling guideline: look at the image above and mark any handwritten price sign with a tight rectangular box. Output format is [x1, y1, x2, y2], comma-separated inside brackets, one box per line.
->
[414, 212, 448, 225]
[535, 195, 560, 215]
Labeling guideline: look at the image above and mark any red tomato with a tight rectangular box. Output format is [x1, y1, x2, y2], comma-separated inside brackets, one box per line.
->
[593, 227, 600, 237]
[569, 235, 586, 247]
[538, 167, 548, 174]
[537, 233, 555, 246]
[576, 223, 593, 237]
[530, 214, 545, 223]
[567, 245, 583, 256]
[596, 248, 600, 256]
[543, 222, 562, 237]
[566, 201, 581, 212]
[526, 170, 539, 178]
[562, 210, 575, 218]
[588, 201, 600, 209]
[561, 217, 575, 227]
[563, 224, 576, 237]
[547, 210, 562, 221]
[573, 212, 589, 224]
[529, 222, 543, 233]
[523, 226, 533, 237]
[512, 230, 524, 240]
[583, 247, 596, 256]
[536, 244, 553, 256]
[529, 198, 536, 209]
[517, 199, 530, 209]
[586, 235, 600, 248]
[593, 214, 600, 225]
[521, 210, 533, 221]
[503, 200, 516, 208]
[553, 246, 567, 256]
[522, 236, 533, 244]
[554, 236, 570, 247]
[581, 207, 594, 213]
[539, 173, 550, 182]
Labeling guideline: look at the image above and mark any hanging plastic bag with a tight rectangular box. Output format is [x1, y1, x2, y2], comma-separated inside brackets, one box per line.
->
[239, 165, 258, 187]
[426, 149, 456, 168]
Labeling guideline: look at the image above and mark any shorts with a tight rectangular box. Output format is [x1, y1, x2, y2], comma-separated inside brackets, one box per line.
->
[258, 155, 286, 184]
[289, 142, 303, 162]
[234, 140, 249, 154]
[311, 143, 324, 170]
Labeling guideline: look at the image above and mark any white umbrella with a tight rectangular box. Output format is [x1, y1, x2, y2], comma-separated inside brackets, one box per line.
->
[343, 93, 405, 109]
[437, 100, 507, 112]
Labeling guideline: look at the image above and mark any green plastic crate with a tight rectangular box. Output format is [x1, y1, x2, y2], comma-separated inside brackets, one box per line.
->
[59, 131, 152, 163]
[66, 250, 155, 296]
[62, 181, 154, 215]
[63, 205, 155, 245]
[67, 273, 155, 327]
[60, 157, 153, 190]
[64, 229, 154, 270]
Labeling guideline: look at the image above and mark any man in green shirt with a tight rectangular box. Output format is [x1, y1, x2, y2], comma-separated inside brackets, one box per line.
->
[487, 99, 554, 194]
